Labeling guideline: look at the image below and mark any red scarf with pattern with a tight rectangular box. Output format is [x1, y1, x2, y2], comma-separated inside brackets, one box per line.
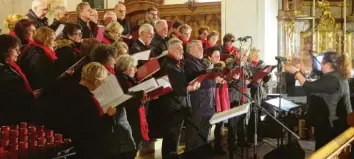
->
[8, 60, 33, 92]
[226, 45, 238, 56]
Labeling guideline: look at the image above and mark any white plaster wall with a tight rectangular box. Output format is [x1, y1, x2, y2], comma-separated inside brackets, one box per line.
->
[221, 0, 278, 65]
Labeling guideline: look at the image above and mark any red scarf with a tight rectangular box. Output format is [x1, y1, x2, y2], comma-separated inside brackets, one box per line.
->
[226, 45, 238, 56]
[215, 83, 230, 112]
[73, 48, 80, 54]
[7, 60, 33, 92]
[32, 43, 57, 62]
[9, 31, 16, 36]
[104, 65, 115, 75]
[179, 36, 190, 46]
[198, 36, 208, 46]
[21, 39, 36, 53]
[91, 95, 104, 117]
[251, 60, 259, 67]
[126, 80, 150, 141]
[101, 37, 111, 44]
[205, 41, 212, 49]
[172, 32, 180, 39]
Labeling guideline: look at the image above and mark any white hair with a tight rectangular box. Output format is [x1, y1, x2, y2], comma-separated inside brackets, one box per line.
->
[155, 19, 167, 27]
[187, 40, 202, 53]
[54, 6, 67, 15]
[168, 38, 182, 49]
[139, 23, 154, 35]
[31, 0, 47, 10]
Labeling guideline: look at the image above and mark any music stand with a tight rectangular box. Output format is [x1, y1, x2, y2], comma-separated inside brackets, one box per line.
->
[229, 82, 300, 159]
[209, 103, 251, 159]
[265, 98, 300, 112]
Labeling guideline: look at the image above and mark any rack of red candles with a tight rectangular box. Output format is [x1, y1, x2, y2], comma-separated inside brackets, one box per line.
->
[0, 122, 75, 159]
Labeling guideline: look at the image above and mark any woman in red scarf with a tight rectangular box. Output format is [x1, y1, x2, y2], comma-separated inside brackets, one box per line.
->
[19, 27, 57, 90]
[90, 44, 117, 74]
[203, 30, 219, 49]
[14, 19, 36, 49]
[197, 26, 209, 46]
[115, 55, 150, 158]
[221, 33, 238, 56]
[102, 22, 124, 44]
[0, 34, 40, 126]
[55, 23, 83, 77]
[178, 24, 192, 53]
[204, 46, 230, 154]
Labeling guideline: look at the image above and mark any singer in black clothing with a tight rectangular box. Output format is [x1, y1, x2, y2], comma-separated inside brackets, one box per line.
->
[285, 52, 353, 150]
[156, 38, 201, 159]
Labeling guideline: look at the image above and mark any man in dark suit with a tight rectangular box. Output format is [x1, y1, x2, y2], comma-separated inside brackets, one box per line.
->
[129, 23, 154, 55]
[49, 6, 69, 31]
[114, 2, 131, 38]
[150, 20, 170, 58]
[157, 38, 201, 159]
[76, 2, 96, 39]
[26, 0, 49, 28]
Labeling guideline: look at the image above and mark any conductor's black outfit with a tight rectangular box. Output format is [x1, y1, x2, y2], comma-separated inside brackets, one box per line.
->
[305, 71, 352, 150]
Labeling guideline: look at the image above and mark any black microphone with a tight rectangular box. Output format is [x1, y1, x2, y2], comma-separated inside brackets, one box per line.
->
[237, 36, 252, 42]
[275, 56, 287, 62]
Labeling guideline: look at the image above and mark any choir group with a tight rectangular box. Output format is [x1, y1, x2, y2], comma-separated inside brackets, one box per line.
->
[0, 0, 323, 159]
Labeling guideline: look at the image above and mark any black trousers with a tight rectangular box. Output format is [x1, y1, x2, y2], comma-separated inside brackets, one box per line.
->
[214, 122, 224, 150]
[162, 111, 185, 159]
[314, 120, 347, 150]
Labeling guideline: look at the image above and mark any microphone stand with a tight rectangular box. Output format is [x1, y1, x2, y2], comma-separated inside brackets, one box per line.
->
[229, 80, 301, 142]
[276, 58, 284, 147]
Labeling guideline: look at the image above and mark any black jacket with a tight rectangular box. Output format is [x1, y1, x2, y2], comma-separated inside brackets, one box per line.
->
[40, 82, 114, 158]
[184, 53, 216, 117]
[77, 18, 94, 39]
[129, 39, 150, 55]
[19, 45, 56, 90]
[150, 33, 169, 58]
[26, 9, 48, 28]
[0, 62, 35, 126]
[54, 39, 81, 77]
[49, 18, 61, 31]
[117, 19, 131, 36]
[115, 72, 146, 150]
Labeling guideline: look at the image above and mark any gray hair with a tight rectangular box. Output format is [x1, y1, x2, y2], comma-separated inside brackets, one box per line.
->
[54, 6, 67, 15]
[139, 23, 154, 35]
[168, 38, 182, 49]
[115, 55, 138, 72]
[187, 40, 202, 53]
[32, 0, 47, 10]
[155, 19, 167, 27]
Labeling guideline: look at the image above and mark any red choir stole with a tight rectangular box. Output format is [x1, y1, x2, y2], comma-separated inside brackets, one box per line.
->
[104, 65, 115, 75]
[91, 95, 105, 117]
[197, 36, 208, 46]
[251, 60, 259, 67]
[215, 83, 230, 112]
[9, 31, 16, 36]
[225, 45, 238, 56]
[7, 60, 33, 92]
[126, 80, 150, 141]
[22, 41, 57, 63]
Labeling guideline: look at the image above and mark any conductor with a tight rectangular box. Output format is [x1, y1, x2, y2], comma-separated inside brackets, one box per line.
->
[284, 52, 353, 150]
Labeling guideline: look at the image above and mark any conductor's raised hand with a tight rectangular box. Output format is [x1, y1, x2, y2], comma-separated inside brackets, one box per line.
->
[106, 107, 117, 116]
[284, 64, 299, 74]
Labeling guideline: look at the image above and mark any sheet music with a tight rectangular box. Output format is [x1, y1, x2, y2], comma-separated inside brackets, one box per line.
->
[132, 50, 151, 61]
[55, 24, 65, 37]
[156, 75, 171, 88]
[157, 50, 168, 59]
[128, 78, 159, 93]
[209, 103, 250, 125]
[59, 57, 86, 78]
[91, 74, 132, 112]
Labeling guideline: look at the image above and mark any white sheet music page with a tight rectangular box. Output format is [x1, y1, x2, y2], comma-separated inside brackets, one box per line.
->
[132, 50, 151, 61]
[157, 50, 168, 59]
[91, 74, 132, 112]
[156, 75, 171, 88]
[128, 78, 159, 93]
[209, 103, 251, 125]
[55, 24, 65, 37]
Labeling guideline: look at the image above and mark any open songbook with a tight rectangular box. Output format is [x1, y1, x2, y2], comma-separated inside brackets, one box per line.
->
[248, 65, 276, 82]
[55, 24, 65, 37]
[136, 58, 160, 82]
[128, 75, 173, 99]
[209, 103, 250, 125]
[91, 74, 132, 113]
[131, 50, 151, 61]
